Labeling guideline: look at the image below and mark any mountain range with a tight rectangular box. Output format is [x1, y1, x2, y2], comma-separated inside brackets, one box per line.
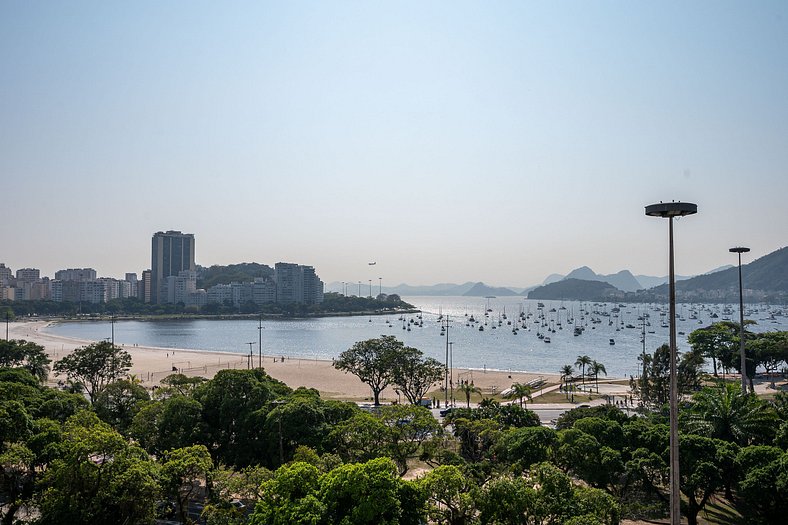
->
[325, 246, 785, 301]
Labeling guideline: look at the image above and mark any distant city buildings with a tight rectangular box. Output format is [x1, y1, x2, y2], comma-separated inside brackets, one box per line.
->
[0, 230, 324, 308]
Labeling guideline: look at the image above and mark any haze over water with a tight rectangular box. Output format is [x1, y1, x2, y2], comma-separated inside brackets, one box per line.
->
[45, 297, 788, 379]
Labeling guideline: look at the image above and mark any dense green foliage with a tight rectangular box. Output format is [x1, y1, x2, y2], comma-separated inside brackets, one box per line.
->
[2, 327, 788, 524]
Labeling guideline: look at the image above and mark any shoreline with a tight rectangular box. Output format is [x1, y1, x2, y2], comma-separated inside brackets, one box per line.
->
[8, 319, 565, 403]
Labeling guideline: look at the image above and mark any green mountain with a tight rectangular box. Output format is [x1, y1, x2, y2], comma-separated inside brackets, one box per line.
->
[196, 263, 274, 289]
[646, 246, 788, 302]
[526, 278, 624, 301]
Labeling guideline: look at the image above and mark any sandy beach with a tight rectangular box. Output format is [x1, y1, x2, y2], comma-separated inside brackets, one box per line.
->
[7, 319, 561, 403]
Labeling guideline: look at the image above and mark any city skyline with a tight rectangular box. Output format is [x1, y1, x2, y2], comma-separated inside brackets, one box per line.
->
[2, 2, 787, 287]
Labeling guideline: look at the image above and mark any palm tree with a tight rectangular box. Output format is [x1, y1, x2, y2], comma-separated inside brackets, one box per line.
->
[686, 382, 778, 445]
[458, 382, 481, 408]
[505, 382, 533, 408]
[575, 355, 592, 388]
[560, 364, 574, 396]
[589, 360, 607, 393]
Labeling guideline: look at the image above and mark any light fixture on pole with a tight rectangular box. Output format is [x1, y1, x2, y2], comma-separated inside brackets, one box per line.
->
[258, 314, 264, 369]
[645, 200, 697, 525]
[246, 342, 256, 369]
[730, 246, 750, 394]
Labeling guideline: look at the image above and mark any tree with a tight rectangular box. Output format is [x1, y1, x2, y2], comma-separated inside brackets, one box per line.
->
[504, 383, 533, 409]
[334, 336, 402, 406]
[419, 465, 478, 525]
[736, 447, 788, 523]
[93, 379, 150, 434]
[377, 404, 441, 475]
[688, 322, 738, 377]
[678, 434, 724, 525]
[458, 382, 481, 408]
[477, 463, 620, 525]
[390, 346, 444, 405]
[560, 364, 574, 395]
[249, 461, 324, 525]
[575, 355, 592, 387]
[318, 457, 423, 525]
[36, 411, 160, 525]
[684, 382, 778, 446]
[193, 368, 291, 467]
[0, 443, 35, 525]
[633, 344, 705, 408]
[589, 360, 607, 393]
[0, 339, 51, 382]
[52, 341, 132, 403]
[497, 426, 558, 472]
[161, 445, 214, 525]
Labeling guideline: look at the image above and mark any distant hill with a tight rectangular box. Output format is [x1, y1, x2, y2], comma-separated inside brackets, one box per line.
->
[462, 282, 519, 297]
[385, 282, 478, 296]
[542, 273, 565, 286]
[555, 266, 643, 292]
[196, 263, 273, 289]
[644, 246, 788, 302]
[324, 282, 480, 296]
[527, 278, 624, 301]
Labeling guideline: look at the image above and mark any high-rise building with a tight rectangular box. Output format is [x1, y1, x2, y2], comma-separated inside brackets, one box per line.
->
[55, 268, 97, 282]
[151, 231, 195, 304]
[15, 268, 40, 283]
[140, 270, 152, 303]
[0, 264, 12, 286]
[274, 263, 324, 305]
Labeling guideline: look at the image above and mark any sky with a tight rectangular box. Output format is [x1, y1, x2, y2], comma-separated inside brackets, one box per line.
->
[1, 1, 787, 288]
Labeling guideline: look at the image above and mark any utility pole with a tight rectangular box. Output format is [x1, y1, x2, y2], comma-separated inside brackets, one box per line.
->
[444, 316, 451, 407]
[246, 342, 256, 369]
[258, 314, 263, 369]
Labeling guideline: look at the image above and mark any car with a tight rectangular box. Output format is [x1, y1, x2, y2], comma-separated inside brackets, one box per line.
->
[439, 407, 455, 417]
[578, 404, 591, 409]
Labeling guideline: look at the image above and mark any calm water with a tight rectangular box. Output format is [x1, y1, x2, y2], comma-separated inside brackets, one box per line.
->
[45, 297, 788, 378]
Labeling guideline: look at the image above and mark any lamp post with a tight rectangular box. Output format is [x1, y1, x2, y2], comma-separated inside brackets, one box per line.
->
[645, 201, 697, 525]
[258, 314, 263, 369]
[443, 316, 451, 407]
[730, 247, 750, 394]
[449, 341, 454, 406]
[270, 399, 286, 464]
[246, 342, 256, 369]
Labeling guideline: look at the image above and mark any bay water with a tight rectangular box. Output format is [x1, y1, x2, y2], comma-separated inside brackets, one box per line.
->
[44, 297, 788, 379]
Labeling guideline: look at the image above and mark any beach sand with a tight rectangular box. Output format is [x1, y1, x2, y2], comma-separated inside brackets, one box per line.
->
[7, 320, 560, 403]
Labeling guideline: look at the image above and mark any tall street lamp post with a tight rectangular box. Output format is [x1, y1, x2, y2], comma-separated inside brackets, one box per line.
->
[645, 201, 697, 525]
[258, 314, 263, 369]
[730, 247, 750, 394]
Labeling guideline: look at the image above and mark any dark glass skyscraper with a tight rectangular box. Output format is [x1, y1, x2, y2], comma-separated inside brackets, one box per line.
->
[151, 230, 195, 304]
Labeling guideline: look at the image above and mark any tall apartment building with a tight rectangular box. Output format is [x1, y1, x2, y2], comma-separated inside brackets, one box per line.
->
[139, 270, 152, 303]
[151, 231, 195, 304]
[0, 264, 12, 286]
[125, 273, 138, 298]
[164, 270, 197, 305]
[274, 263, 324, 305]
[15, 268, 40, 283]
[54, 268, 97, 281]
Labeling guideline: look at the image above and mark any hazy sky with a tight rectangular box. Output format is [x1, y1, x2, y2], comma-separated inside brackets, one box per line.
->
[2, 1, 787, 287]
